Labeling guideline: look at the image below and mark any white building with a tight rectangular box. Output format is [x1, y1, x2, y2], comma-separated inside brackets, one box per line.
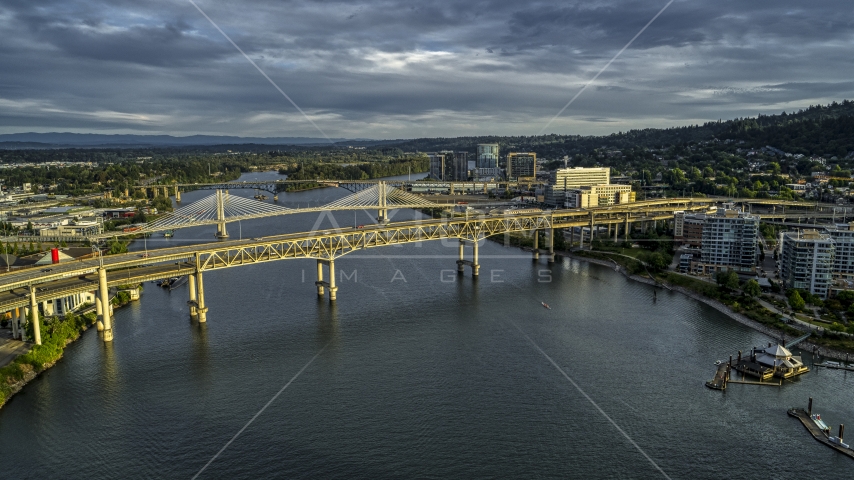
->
[700, 207, 759, 273]
[780, 229, 835, 298]
[825, 223, 854, 277]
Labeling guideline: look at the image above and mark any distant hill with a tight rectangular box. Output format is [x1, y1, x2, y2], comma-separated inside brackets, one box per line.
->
[384, 100, 854, 159]
[0, 133, 359, 148]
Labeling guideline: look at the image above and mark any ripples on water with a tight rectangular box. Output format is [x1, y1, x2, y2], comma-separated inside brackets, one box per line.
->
[0, 172, 852, 478]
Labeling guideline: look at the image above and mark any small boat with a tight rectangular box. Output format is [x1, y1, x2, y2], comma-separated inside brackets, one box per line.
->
[541, 302, 551, 310]
[714, 360, 723, 366]
[163, 230, 174, 238]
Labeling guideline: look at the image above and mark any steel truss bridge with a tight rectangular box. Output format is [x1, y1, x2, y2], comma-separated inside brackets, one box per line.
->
[1, 197, 710, 344]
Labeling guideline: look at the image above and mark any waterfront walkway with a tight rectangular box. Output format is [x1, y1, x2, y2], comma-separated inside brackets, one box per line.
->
[0, 335, 30, 368]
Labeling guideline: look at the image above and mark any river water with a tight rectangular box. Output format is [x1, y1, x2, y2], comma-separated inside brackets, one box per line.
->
[1, 171, 852, 479]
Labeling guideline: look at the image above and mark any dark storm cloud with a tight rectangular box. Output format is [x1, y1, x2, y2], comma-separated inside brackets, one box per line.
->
[1, 0, 853, 138]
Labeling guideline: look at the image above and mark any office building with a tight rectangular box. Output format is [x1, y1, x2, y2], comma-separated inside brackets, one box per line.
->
[780, 230, 835, 298]
[507, 152, 536, 180]
[545, 167, 612, 206]
[427, 153, 446, 180]
[429, 151, 471, 181]
[564, 184, 634, 208]
[700, 207, 759, 273]
[477, 144, 499, 169]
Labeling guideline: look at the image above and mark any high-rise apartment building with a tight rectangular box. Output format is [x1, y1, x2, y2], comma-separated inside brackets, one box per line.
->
[477, 144, 499, 169]
[507, 152, 536, 180]
[427, 151, 469, 181]
[700, 207, 759, 273]
[780, 230, 835, 298]
[674, 209, 715, 248]
[826, 223, 854, 277]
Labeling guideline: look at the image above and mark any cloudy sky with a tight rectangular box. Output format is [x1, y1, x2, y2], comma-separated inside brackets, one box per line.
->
[1, 0, 853, 139]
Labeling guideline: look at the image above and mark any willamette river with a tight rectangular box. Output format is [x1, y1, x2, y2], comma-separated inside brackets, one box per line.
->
[0, 171, 852, 478]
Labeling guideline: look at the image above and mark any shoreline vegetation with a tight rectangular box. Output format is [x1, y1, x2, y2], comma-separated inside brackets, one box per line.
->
[484, 231, 854, 359]
[0, 288, 140, 409]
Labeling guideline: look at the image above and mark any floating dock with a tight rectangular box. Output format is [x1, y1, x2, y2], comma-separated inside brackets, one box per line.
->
[788, 398, 854, 460]
[705, 363, 728, 390]
[815, 361, 854, 372]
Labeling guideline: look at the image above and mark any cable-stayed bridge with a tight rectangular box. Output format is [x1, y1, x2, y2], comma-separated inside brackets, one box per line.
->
[100, 182, 448, 239]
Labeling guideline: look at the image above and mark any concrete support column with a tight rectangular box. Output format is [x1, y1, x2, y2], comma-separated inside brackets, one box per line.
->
[316, 259, 325, 296]
[589, 212, 595, 243]
[188, 273, 198, 320]
[17, 307, 26, 340]
[98, 268, 113, 342]
[196, 269, 207, 323]
[11, 307, 18, 339]
[624, 216, 630, 242]
[328, 259, 337, 302]
[570, 227, 575, 247]
[96, 296, 102, 317]
[457, 240, 465, 273]
[532, 230, 540, 260]
[472, 238, 480, 277]
[175, 186, 181, 203]
[548, 227, 555, 263]
[614, 222, 619, 243]
[24, 298, 38, 344]
[450, 183, 455, 195]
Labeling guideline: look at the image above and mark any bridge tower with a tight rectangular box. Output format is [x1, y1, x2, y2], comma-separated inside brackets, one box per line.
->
[215, 189, 229, 239]
[174, 184, 181, 203]
[97, 268, 113, 342]
[377, 182, 388, 224]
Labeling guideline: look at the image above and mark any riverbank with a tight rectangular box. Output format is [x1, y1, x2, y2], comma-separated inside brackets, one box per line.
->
[0, 292, 139, 409]
[562, 249, 854, 361]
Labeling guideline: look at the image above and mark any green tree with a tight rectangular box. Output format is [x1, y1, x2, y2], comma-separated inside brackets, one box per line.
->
[716, 270, 740, 290]
[789, 290, 806, 311]
[743, 279, 761, 297]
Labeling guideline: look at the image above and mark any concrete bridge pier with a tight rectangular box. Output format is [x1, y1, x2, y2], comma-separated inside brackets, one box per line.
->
[174, 185, 181, 203]
[614, 222, 619, 243]
[457, 240, 465, 273]
[316, 260, 325, 296]
[17, 307, 26, 340]
[328, 259, 337, 301]
[98, 268, 113, 342]
[28, 287, 42, 345]
[624, 216, 630, 242]
[569, 227, 575, 247]
[472, 239, 480, 277]
[589, 212, 595, 244]
[548, 228, 555, 263]
[10, 307, 19, 339]
[188, 273, 198, 320]
[195, 270, 208, 323]
[315, 259, 337, 301]
[532, 230, 540, 260]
